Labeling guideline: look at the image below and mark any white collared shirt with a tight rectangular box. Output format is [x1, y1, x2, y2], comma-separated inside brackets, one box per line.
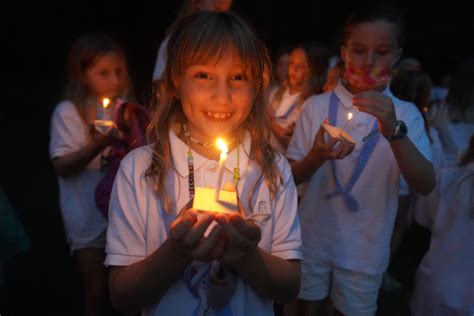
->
[105, 129, 302, 315]
[411, 164, 474, 315]
[287, 81, 432, 274]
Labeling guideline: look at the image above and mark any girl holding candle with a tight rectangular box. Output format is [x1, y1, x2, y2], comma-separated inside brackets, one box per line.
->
[106, 12, 302, 315]
[49, 32, 133, 316]
[285, 5, 435, 316]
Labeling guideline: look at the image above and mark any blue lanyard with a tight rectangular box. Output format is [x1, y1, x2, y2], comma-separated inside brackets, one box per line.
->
[274, 100, 301, 120]
[325, 93, 380, 211]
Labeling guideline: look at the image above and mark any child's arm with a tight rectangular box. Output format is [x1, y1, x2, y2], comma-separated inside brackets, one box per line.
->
[52, 126, 118, 177]
[353, 91, 435, 195]
[109, 209, 225, 315]
[271, 121, 295, 149]
[290, 123, 354, 185]
[215, 215, 301, 303]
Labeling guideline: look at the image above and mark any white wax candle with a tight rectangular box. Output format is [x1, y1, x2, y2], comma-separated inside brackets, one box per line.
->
[215, 139, 228, 201]
[339, 112, 353, 137]
[98, 98, 111, 121]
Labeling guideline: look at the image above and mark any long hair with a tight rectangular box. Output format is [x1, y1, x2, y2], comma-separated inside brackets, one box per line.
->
[146, 11, 281, 212]
[64, 32, 132, 124]
[271, 41, 330, 109]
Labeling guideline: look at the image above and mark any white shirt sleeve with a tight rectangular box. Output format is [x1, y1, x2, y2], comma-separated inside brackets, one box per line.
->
[49, 101, 85, 159]
[105, 158, 147, 266]
[270, 158, 303, 260]
[286, 98, 318, 161]
[413, 179, 439, 230]
[152, 36, 170, 81]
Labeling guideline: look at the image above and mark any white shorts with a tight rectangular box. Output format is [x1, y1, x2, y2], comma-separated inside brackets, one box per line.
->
[299, 255, 383, 316]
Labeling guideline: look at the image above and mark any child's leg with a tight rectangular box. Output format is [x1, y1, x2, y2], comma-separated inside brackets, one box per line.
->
[284, 254, 332, 315]
[330, 266, 383, 316]
[74, 247, 109, 316]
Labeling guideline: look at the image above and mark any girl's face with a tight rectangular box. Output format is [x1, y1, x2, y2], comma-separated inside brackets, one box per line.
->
[178, 50, 255, 142]
[197, 0, 233, 12]
[275, 53, 289, 84]
[84, 52, 126, 100]
[288, 48, 309, 91]
[340, 20, 402, 92]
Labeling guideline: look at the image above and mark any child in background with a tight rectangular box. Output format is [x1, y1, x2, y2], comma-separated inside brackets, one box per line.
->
[285, 5, 435, 316]
[270, 45, 293, 90]
[152, 0, 233, 83]
[106, 12, 302, 316]
[323, 58, 344, 92]
[410, 135, 474, 316]
[269, 42, 329, 153]
[430, 57, 474, 166]
[49, 32, 133, 316]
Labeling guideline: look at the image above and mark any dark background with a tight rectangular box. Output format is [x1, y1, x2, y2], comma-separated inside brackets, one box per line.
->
[2, 0, 472, 315]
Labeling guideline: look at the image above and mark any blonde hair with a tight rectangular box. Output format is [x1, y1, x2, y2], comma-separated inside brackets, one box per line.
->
[64, 33, 132, 124]
[146, 11, 281, 212]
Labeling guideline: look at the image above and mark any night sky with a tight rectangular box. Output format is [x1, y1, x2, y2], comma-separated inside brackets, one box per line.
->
[2, 0, 473, 314]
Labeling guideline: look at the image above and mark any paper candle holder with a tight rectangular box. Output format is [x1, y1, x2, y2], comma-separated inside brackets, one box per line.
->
[322, 123, 356, 144]
[193, 187, 239, 214]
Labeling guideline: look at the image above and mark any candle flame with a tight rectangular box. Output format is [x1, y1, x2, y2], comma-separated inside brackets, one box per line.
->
[102, 98, 110, 108]
[216, 138, 228, 154]
[347, 112, 353, 120]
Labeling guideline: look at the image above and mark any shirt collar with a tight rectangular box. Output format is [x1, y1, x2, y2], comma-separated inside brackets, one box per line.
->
[333, 80, 393, 109]
[170, 129, 251, 179]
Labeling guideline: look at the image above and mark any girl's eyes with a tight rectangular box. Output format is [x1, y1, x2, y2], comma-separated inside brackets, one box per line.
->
[195, 72, 211, 79]
[232, 74, 247, 81]
[193, 72, 247, 81]
[351, 49, 392, 55]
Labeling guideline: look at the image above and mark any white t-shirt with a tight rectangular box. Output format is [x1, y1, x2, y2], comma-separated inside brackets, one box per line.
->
[105, 130, 302, 315]
[286, 81, 432, 274]
[411, 164, 474, 316]
[49, 100, 107, 247]
[269, 87, 304, 154]
[436, 121, 474, 166]
[152, 36, 170, 82]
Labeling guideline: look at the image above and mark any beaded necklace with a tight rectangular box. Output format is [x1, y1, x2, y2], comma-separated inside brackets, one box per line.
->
[182, 123, 238, 149]
[183, 124, 240, 199]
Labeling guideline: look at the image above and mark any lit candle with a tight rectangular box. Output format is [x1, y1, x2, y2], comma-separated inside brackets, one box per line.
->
[339, 112, 353, 137]
[101, 98, 111, 121]
[214, 138, 228, 201]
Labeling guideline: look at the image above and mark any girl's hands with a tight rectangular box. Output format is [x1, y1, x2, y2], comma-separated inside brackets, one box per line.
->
[169, 204, 225, 261]
[214, 213, 261, 266]
[352, 91, 397, 137]
[89, 124, 123, 149]
[308, 122, 355, 165]
[272, 122, 296, 148]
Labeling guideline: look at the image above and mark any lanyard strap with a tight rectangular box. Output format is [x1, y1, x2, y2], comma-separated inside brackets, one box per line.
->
[274, 100, 301, 119]
[325, 93, 380, 211]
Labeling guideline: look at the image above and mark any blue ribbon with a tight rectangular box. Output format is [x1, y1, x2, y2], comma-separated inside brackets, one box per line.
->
[325, 93, 380, 211]
[274, 100, 300, 120]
